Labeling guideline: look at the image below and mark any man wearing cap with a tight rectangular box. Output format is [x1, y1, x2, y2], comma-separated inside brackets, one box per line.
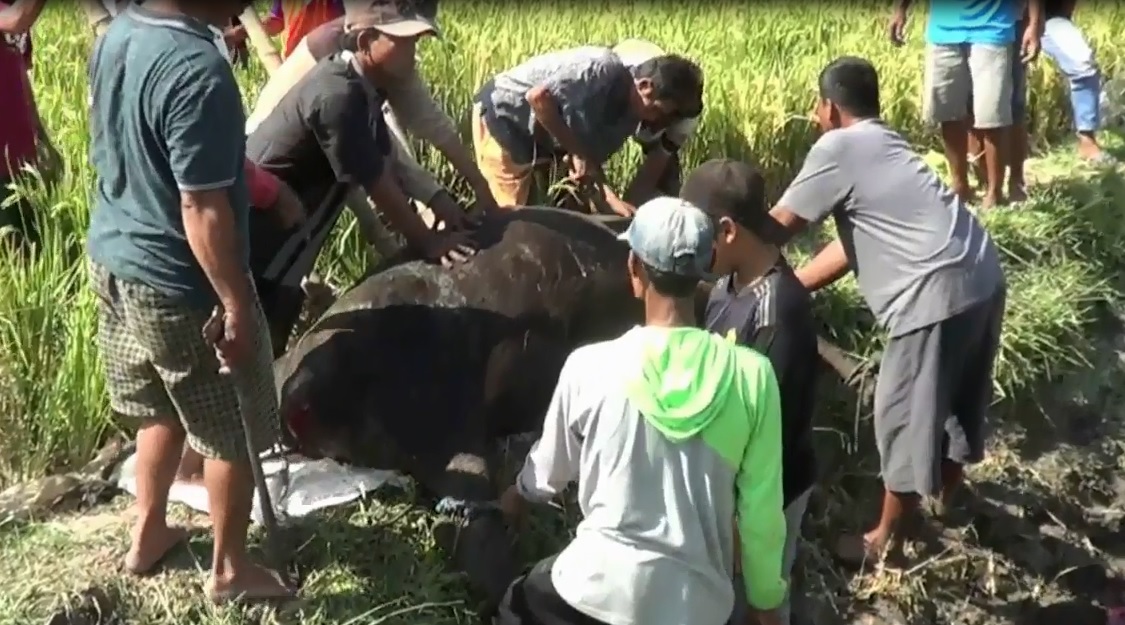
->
[496, 197, 787, 625]
[683, 159, 820, 625]
[245, 0, 476, 337]
[768, 56, 1006, 564]
[471, 46, 703, 212]
[246, 0, 496, 249]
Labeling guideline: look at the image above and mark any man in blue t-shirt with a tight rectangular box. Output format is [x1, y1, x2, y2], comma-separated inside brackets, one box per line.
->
[87, 1, 294, 603]
[889, 0, 1042, 209]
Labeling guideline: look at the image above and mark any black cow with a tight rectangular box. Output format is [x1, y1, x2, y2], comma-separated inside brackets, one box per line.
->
[272, 207, 641, 609]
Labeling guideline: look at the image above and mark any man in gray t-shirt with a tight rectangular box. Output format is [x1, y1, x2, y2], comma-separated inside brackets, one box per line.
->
[470, 46, 703, 214]
[766, 56, 1007, 565]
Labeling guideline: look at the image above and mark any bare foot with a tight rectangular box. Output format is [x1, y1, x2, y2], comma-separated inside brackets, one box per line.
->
[979, 191, 1005, 210]
[207, 563, 296, 605]
[1007, 184, 1028, 203]
[124, 525, 190, 575]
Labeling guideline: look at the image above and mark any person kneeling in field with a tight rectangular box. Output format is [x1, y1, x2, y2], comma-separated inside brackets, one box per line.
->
[247, 0, 498, 237]
[684, 159, 819, 625]
[87, 0, 293, 602]
[497, 197, 788, 625]
[767, 56, 1007, 564]
[470, 45, 704, 213]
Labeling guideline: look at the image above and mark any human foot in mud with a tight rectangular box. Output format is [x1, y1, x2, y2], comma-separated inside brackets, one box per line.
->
[207, 561, 296, 605]
[837, 462, 966, 567]
[124, 523, 191, 575]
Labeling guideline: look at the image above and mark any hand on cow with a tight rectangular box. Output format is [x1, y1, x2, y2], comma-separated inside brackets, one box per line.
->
[423, 231, 477, 267]
[429, 191, 476, 232]
[499, 485, 527, 528]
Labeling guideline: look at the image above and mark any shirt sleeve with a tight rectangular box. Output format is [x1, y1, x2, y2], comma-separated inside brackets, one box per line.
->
[161, 56, 245, 192]
[515, 353, 583, 503]
[776, 131, 851, 224]
[735, 357, 788, 611]
[539, 49, 630, 131]
[308, 88, 385, 187]
[383, 69, 461, 154]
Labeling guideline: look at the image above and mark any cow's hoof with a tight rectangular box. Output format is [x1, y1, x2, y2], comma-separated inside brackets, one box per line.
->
[432, 518, 458, 556]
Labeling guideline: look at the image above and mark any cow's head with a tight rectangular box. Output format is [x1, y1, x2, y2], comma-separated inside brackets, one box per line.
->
[274, 327, 401, 469]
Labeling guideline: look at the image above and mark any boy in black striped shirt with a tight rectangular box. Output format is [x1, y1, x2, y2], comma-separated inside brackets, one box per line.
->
[684, 159, 820, 625]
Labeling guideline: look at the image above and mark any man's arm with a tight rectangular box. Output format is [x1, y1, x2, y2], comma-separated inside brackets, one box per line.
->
[515, 355, 583, 503]
[384, 71, 493, 203]
[735, 359, 788, 613]
[525, 50, 626, 164]
[626, 118, 697, 203]
[309, 90, 437, 253]
[767, 133, 850, 246]
[0, 0, 47, 34]
[796, 239, 850, 292]
[166, 63, 254, 312]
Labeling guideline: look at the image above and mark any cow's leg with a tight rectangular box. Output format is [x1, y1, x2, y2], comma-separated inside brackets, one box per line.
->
[411, 430, 519, 614]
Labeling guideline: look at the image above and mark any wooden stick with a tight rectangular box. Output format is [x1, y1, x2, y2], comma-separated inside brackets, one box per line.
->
[238, 7, 283, 74]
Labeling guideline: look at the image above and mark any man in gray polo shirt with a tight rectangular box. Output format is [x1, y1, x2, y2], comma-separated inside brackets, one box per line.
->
[767, 56, 1007, 563]
[470, 46, 703, 212]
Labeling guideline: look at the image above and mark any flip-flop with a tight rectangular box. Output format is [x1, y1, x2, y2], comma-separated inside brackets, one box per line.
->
[123, 526, 191, 576]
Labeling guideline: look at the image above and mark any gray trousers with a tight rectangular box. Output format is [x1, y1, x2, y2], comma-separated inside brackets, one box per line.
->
[875, 288, 1007, 496]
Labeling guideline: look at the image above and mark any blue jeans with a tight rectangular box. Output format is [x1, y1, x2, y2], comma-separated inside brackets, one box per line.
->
[1042, 16, 1102, 132]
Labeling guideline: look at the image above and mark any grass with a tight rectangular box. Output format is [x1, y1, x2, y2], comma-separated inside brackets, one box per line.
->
[3, 3, 1125, 624]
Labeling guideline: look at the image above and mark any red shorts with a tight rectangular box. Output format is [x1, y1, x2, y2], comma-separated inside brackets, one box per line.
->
[244, 159, 280, 209]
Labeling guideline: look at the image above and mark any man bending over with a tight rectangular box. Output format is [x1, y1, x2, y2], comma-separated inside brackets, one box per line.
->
[768, 56, 1006, 564]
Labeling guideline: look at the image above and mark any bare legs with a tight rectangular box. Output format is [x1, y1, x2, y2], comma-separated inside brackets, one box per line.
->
[126, 422, 292, 601]
[125, 420, 192, 574]
[203, 457, 291, 601]
[941, 116, 1008, 209]
[175, 445, 205, 485]
[940, 119, 975, 205]
[969, 122, 1027, 203]
[839, 459, 966, 562]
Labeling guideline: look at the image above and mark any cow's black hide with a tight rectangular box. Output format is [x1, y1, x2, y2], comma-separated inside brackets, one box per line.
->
[272, 206, 641, 609]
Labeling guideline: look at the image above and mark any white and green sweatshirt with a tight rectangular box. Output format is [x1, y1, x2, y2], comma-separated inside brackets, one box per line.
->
[515, 325, 788, 625]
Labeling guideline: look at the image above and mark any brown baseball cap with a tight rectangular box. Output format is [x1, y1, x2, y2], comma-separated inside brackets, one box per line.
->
[343, 0, 440, 38]
[680, 159, 785, 244]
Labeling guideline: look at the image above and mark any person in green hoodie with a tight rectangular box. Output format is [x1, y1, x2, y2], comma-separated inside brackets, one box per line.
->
[497, 196, 788, 625]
